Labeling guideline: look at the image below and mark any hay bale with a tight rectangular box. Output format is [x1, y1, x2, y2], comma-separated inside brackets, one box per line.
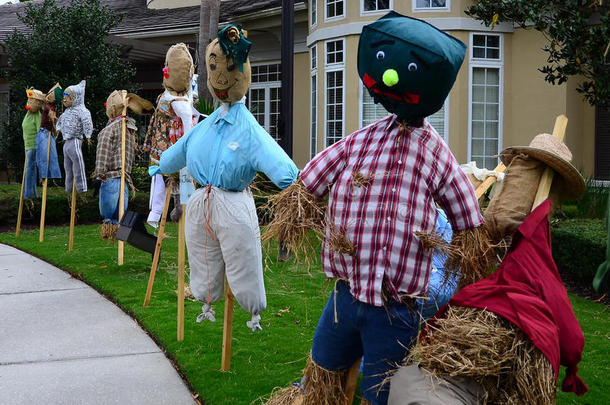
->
[410, 306, 555, 405]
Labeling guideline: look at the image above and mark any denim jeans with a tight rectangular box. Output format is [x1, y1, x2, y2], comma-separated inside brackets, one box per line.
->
[312, 280, 421, 405]
[99, 177, 128, 224]
[35, 128, 62, 179]
[24, 149, 38, 199]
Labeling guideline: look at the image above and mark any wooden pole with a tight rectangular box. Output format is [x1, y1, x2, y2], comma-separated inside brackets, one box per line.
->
[475, 162, 506, 199]
[344, 358, 362, 405]
[177, 204, 186, 341]
[118, 92, 129, 266]
[69, 181, 76, 251]
[16, 153, 28, 238]
[533, 115, 568, 209]
[221, 279, 234, 371]
[143, 184, 172, 307]
[39, 130, 53, 242]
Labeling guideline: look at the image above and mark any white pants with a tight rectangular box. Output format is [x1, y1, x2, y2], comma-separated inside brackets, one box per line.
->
[185, 186, 266, 315]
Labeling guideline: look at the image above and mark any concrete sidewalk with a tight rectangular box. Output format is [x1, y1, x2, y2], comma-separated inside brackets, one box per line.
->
[0, 243, 197, 405]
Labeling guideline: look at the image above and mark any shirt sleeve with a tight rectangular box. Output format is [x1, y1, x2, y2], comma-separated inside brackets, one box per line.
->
[158, 128, 188, 175]
[433, 145, 484, 231]
[94, 129, 111, 180]
[82, 109, 93, 139]
[299, 138, 347, 198]
[250, 123, 298, 190]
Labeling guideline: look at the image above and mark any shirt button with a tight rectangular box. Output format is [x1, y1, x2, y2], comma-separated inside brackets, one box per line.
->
[398, 160, 402, 164]
[392, 188, 396, 192]
[387, 217, 391, 221]
[383, 246, 387, 250]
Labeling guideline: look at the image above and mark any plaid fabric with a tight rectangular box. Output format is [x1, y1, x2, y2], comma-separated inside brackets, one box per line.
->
[93, 116, 137, 187]
[300, 115, 483, 306]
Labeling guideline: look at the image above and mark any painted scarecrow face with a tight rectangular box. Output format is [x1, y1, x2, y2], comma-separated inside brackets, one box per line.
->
[62, 89, 74, 107]
[26, 98, 43, 113]
[357, 11, 466, 122]
[205, 38, 251, 103]
[163, 43, 194, 96]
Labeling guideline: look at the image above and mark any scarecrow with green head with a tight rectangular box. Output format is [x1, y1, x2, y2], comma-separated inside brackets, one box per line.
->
[264, 12, 485, 405]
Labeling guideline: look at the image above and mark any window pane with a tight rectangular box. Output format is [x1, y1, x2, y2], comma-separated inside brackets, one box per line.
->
[432, 0, 446, 6]
[486, 86, 499, 101]
[472, 121, 484, 138]
[473, 35, 485, 47]
[472, 103, 485, 120]
[472, 69, 486, 85]
[473, 47, 486, 58]
[471, 139, 484, 155]
[487, 35, 499, 48]
[416, 0, 430, 7]
[486, 48, 499, 59]
[473, 85, 485, 102]
[486, 70, 500, 85]
[485, 139, 498, 157]
[486, 104, 499, 120]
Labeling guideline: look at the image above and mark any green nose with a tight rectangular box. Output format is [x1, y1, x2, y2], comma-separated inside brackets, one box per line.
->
[382, 69, 399, 87]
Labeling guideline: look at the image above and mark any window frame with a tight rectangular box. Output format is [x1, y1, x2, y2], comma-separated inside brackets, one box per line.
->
[310, 0, 317, 28]
[324, 0, 345, 22]
[324, 37, 345, 148]
[412, 0, 450, 13]
[360, 0, 393, 15]
[248, 61, 282, 141]
[467, 32, 504, 169]
[310, 45, 318, 159]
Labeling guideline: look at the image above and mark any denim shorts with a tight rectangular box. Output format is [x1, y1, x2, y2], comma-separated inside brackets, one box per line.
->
[312, 280, 421, 405]
[99, 177, 128, 224]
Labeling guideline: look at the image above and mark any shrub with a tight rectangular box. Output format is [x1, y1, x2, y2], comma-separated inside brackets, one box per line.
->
[551, 219, 606, 281]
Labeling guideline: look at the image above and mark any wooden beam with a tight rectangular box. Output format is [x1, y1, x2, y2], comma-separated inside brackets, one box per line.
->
[221, 280, 234, 372]
[177, 205, 186, 341]
[532, 115, 568, 209]
[69, 182, 76, 251]
[16, 153, 27, 238]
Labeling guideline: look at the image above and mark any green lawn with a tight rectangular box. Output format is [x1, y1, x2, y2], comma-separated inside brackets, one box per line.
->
[0, 224, 608, 405]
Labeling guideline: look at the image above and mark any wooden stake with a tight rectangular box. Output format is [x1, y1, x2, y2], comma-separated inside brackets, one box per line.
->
[533, 115, 568, 209]
[69, 181, 76, 251]
[16, 153, 28, 238]
[475, 162, 506, 199]
[118, 92, 129, 266]
[221, 279, 234, 372]
[344, 358, 362, 405]
[39, 130, 53, 242]
[177, 204, 186, 341]
[143, 184, 172, 307]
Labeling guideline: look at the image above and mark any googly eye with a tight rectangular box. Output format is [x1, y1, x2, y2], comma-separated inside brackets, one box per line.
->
[408, 63, 418, 72]
[376, 50, 385, 60]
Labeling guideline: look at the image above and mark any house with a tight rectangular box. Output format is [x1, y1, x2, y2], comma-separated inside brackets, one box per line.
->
[1, 0, 608, 180]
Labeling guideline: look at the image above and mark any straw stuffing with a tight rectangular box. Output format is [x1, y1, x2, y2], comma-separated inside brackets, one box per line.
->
[409, 306, 555, 405]
[261, 181, 325, 264]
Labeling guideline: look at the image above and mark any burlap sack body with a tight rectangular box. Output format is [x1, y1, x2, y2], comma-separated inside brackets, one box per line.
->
[484, 154, 544, 239]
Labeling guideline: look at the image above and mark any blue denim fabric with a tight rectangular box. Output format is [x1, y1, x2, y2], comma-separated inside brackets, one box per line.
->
[99, 177, 128, 224]
[35, 128, 62, 179]
[312, 280, 421, 405]
[24, 149, 38, 199]
[419, 208, 458, 319]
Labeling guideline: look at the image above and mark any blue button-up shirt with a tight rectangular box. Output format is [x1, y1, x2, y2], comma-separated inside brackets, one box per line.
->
[152, 102, 298, 191]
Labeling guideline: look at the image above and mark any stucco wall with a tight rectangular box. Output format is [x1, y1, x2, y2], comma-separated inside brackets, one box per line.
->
[293, 51, 311, 168]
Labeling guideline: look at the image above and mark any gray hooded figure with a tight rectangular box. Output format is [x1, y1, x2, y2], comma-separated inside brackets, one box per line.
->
[57, 80, 93, 193]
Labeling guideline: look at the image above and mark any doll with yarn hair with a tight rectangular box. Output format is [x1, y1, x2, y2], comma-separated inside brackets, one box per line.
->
[92, 90, 153, 239]
[143, 43, 199, 227]
[149, 24, 298, 332]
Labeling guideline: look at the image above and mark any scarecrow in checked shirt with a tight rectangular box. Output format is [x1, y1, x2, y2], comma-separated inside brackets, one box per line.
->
[56, 80, 93, 194]
[143, 43, 199, 227]
[92, 90, 153, 239]
[149, 25, 298, 332]
[264, 12, 486, 405]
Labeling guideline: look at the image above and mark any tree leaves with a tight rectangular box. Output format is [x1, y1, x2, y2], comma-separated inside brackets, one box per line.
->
[466, 0, 610, 107]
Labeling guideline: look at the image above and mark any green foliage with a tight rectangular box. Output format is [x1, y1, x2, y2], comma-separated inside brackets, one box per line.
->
[130, 162, 152, 191]
[194, 96, 217, 117]
[2, 0, 136, 176]
[557, 178, 610, 219]
[0, 184, 149, 226]
[466, 0, 610, 107]
[551, 219, 606, 281]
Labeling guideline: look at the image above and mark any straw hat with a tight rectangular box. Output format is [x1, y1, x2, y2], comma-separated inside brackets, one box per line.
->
[105, 90, 154, 119]
[499, 133, 585, 200]
[26, 88, 46, 102]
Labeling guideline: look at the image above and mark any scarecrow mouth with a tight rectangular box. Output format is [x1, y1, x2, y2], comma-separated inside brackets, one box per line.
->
[213, 88, 229, 100]
[362, 73, 420, 105]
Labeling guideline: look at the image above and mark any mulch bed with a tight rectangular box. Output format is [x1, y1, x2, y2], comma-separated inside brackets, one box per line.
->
[559, 267, 609, 307]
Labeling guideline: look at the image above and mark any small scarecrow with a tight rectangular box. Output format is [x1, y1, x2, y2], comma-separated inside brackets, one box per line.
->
[22, 88, 46, 199]
[143, 43, 199, 227]
[56, 80, 93, 194]
[264, 12, 484, 405]
[92, 90, 153, 239]
[149, 25, 298, 331]
[389, 133, 589, 405]
[35, 84, 63, 184]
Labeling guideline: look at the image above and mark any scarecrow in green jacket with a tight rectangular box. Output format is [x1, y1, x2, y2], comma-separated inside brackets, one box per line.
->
[264, 12, 485, 405]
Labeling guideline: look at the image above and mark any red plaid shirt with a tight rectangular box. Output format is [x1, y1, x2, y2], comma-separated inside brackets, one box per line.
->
[300, 115, 483, 306]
